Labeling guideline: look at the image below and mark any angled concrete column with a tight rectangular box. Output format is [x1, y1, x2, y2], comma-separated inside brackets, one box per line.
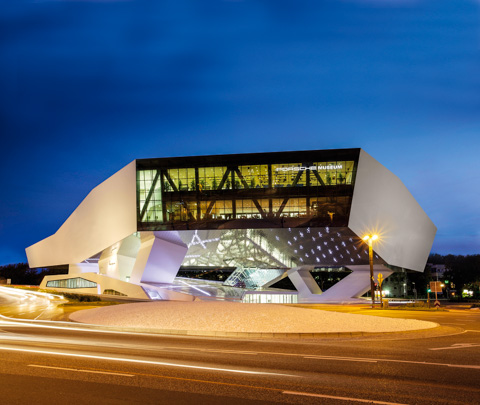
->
[98, 234, 141, 281]
[287, 266, 321, 299]
[262, 270, 289, 288]
[130, 231, 188, 285]
[311, 265, 393, 303]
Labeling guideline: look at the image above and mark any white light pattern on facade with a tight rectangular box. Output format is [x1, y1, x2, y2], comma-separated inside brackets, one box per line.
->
[187, 230, 220, 249]
[181, 227, 378, 270]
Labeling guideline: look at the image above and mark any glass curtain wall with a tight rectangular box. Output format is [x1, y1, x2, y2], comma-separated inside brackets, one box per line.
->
[237, 165, 269, 189]
[46, 277, 97, 289]
[137, 169, 162, 222]
[309, 161, 355, 186]
[167, 168, 195, 191]
[198, 166, 229, 191]
[137, 154, 357, 229]
[272, 161, 355, 187]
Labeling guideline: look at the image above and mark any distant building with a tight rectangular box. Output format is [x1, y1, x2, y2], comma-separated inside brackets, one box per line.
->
[26, 149, 436, 303]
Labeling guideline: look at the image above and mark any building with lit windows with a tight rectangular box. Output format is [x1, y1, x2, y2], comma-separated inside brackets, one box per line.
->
[26, 149, 436, 303]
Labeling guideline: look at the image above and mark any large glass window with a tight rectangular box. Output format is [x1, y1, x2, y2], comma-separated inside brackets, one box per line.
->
[310, 197, 332, 217]
[236, 200, 257, 218]
[310, 196, 351, 222]
[242, 293, 298, 304]
[236, 199, 268, 218]
[224, 268, 285, 289]
[271, 198, 310, 218]
[197, 200, 233, 220]
[137, 169, 155, 213]
[136, 152, 357, 229]
[310, 160, 355, 186]
[237, 165, 268, 189]
[344, 161, 355, 184]
[103, 289, 127, 296]
[46, 277, 97, 289]
[198, 166, 228, 191]
[198, 201, 209, 220]
[271, 163, 305, 187]
[137, 169, 162, 222]
[166, 201, 196, 222]
[167, 168, 196, 191]
[210, 200, 233, 220]
[281, 198, 307, 217]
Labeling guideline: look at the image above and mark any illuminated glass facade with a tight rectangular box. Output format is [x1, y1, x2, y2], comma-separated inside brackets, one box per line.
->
[137, 149, 359, 231]
[31, 147, 435, 302]
[46, 277, 97, 289]
[242, 292, 298, 304]
[224, 267, 285, 289]
[178, 227, 380, 270]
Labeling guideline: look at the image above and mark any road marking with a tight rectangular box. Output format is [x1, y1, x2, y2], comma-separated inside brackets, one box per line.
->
[202, 348, 258, 355]
[0, 346, 297, 377]
[170, 343, 480, 371]
[0, 314, 184, 337]
[32, 364, 398, 404]
[26, 364, 414, 404]
[136, 346, 480, 370]
[1, 315, 478, 370]
[299, 353, 480, 370]
[304, 356, 377, 363]
[429, 343, 480, 351]
[283, 391, 407, 404]
[448, 364, 480, 370]
[442, 323, 466, 326]
[34, 308, 49, 320]
[1, 330, 478, 372]
[28, 364, 134, 377]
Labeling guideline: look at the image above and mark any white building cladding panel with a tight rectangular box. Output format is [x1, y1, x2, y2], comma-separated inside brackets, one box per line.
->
[348, 150, 436, 272]
[26, 161, 137, 268]
[26, 149, 437, 302]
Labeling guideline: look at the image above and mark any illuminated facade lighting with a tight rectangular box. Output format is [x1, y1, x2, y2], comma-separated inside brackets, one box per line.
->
[26, 149, 436, 303]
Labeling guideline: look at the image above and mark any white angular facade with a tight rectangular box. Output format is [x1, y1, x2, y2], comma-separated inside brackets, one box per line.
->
[26, 149, 436, 302]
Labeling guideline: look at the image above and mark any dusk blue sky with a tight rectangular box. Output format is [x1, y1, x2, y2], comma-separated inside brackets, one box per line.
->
[1, 0, 479, 266]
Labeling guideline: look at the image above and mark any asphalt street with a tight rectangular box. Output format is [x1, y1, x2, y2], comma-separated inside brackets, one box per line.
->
[0, 290, 479, 404]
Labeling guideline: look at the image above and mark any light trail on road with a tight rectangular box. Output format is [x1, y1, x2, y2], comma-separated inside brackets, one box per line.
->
[1, 316, 480, 372]
[0, 286, 66, 321]
[0, 345, 300, 377]
[0, 285, 63, 302]
[1, 288, 480, 404]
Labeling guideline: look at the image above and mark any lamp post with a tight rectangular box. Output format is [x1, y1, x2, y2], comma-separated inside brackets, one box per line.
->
[363, 234, 378, 308]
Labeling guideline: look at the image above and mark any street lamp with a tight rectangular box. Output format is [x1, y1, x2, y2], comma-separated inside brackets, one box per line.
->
[363, 234, 378, 308]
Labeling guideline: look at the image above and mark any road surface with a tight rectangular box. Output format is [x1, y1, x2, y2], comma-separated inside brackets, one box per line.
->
[0, 287, 479, 404]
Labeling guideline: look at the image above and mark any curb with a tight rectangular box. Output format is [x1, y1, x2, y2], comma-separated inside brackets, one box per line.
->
[67, 318, 443, 339]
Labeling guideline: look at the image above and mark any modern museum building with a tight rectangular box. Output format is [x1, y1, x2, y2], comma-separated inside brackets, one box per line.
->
[26, 148, 437, 303]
